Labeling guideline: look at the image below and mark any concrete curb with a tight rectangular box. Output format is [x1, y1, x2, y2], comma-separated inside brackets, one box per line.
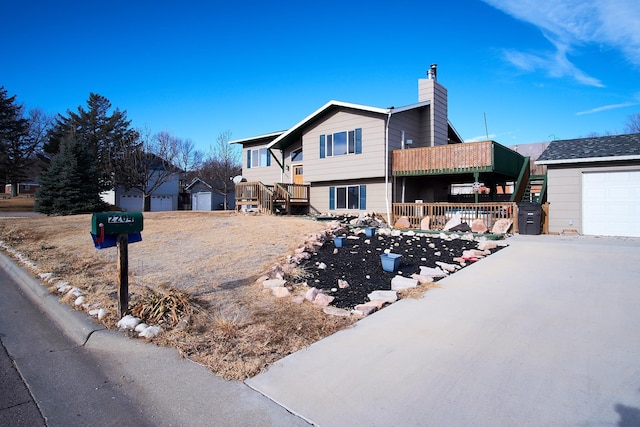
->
[0, 251, 104, 346]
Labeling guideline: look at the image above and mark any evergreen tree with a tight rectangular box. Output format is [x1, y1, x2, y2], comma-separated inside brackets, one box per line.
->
[0, 87, 31, 194]
[43, 93, 139, 193]
[35, 133, 106, 215]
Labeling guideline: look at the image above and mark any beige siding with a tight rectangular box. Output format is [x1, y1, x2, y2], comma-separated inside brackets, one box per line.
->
[418, 78, 448, 146]
[241, 143, 283, 183]
[390, 109, 424, 148]
[547, 168, 583, 234]
[546, 163, 640, 234]
[309, 178, 390, 215]
[304, 109, 388, 183]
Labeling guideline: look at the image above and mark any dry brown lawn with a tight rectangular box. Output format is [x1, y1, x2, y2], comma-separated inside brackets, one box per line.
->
[0, 195, 36, 211]
[0, 211, 357, 379]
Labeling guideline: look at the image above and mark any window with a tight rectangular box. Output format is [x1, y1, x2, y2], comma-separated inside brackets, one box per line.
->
[247, 148, 271, 168]
[291, 148, 303, 162]
[320, 128, 362, 158]
[329, 185, 367, 210]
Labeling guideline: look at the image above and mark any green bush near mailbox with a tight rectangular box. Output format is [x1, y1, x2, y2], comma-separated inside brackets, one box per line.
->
[91, 212, 144, 235]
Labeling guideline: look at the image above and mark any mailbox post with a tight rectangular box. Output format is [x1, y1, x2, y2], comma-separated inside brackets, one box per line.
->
[91, 212, 143, 317]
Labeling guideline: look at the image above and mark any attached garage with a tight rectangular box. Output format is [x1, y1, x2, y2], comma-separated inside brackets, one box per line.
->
[536, 133, 640, 237]
[150, 195, 174, 211]
[118, 194, 143, 212]
[582, 170, 640, 237]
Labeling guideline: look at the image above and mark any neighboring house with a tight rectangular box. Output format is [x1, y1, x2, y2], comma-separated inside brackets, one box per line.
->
[536, 133, 640, 237]
[185, 177, 236, 211]
[115, 175, 180, 212]
[101, 155, 183, 212]
[4, 181, 39, 195]
[231, 66, 527, 225]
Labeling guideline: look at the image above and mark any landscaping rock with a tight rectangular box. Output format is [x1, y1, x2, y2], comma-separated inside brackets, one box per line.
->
[323, 306, 351, 317]
[394, 216, 411, 229]
[305, 287, 319, 302]
[271, 287, 290, 298]
[443, 213, 462, 231]
[492, 218, 512, 234]
[477, 240, 498, 251]
[420, 216, 431, 231]
[391, 275, 419, 291]
[263, 279, 287, 288]
[419, 266, 448, 277]
[313, 293, 335, 307]
[436, 261, 459, 272]
[354, 302, 381, 315]
[368, 290, 398, 303]
[411, 273, 434, 284]
[471, 219, 488, 233]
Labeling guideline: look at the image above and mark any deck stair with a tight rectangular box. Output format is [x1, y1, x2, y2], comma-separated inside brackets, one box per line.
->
[236, 182, 310, 214]
[521, 175, 547, 203]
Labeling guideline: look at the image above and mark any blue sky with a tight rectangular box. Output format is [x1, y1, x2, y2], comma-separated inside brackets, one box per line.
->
[2, 0, 639, 151]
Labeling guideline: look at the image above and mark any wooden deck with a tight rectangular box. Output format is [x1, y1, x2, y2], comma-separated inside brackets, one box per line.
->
[235, 182, 310, 214]
[393, 141, 525, 178]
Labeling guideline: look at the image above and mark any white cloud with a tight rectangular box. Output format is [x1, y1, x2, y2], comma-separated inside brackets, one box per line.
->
[483, 0, 640, 85]
[576, 101, 639, 115]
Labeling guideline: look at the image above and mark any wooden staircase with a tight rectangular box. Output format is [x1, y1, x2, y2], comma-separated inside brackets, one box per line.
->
[521, 175, 547, 203]
[235, 182, 310, 214]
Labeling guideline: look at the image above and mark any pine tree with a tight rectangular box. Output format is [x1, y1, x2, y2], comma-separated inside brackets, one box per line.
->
[43, 93, 139, 193]
[0, 87, 30, 193]
[35, 133, 106, 215]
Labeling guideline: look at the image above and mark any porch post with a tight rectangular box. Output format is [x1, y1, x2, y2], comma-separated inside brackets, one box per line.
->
[474, 172, 480, 204]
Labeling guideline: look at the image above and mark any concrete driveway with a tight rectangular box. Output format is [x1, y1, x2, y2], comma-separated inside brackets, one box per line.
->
[247, 234, 640, 426]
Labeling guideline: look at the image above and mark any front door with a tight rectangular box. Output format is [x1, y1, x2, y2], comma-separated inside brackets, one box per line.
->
[293, 165, 303, 184]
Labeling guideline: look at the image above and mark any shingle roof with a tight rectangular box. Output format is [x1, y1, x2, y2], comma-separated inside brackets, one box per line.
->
[536, 133, 640, 165]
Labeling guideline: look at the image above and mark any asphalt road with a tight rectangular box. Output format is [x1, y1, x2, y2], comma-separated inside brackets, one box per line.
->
[0, 266, 152, 426]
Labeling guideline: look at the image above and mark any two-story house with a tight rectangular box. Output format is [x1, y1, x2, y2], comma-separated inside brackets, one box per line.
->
[232, 66, 528, 228]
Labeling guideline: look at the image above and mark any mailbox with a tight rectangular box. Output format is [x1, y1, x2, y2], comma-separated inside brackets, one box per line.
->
[91, 212, 143, 249]
[91, 212, 143, 235]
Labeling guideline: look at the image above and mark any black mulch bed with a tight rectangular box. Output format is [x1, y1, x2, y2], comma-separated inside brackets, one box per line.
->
[296, 230, 505, 310]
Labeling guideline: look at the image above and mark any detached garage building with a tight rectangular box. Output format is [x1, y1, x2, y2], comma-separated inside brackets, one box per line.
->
[186, 178, 235, 211]
[536, 133, 640, 237]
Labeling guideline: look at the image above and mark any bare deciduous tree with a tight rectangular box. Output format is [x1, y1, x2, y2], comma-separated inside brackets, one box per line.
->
[114, 129, 184, 211]
[200, 130, 241, 210]
[625, 112, 640, 134]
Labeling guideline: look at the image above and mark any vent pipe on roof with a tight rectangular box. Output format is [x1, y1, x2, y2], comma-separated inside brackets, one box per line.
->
[427, 63, 437, 80]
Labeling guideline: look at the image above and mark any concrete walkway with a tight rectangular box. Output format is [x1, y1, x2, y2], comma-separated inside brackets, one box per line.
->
[247, 234, 640, 426]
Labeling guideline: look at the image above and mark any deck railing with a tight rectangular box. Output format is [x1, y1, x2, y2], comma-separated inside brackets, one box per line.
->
[393, 141, 525, 177]
[236, 182, 310, 214]
[275, 183, 309, 202]
[393, 141, 493, 176]
[235, 182, 274, 214]
[392, 202, 518, 232]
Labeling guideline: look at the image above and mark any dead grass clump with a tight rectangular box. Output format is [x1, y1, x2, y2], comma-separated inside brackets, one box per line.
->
[129, 286, 204, 329]
[398, 281, 442, 299]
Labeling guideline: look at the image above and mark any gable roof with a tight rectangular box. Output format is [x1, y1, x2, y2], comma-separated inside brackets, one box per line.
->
[267, 100, 393, 150]
[185, 177, 212, 191]
[536, 133, 640, 165]
[229, 99, 464, 150]
[229, 131, 285, 146]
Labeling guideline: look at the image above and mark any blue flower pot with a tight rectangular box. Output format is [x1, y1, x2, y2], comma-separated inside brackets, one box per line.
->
[333, 236, 346, 248]
[380, 253, 402, 272]
[364, 227, 375, 237]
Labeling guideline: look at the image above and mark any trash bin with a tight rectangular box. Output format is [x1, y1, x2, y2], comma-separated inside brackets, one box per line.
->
[518, 202, 542, 235]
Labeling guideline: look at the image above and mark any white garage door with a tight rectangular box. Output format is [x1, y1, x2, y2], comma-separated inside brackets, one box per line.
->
[582, 170, 640, 237]
[118, 194, 143, 212]
[151, 196, 173, 211]
[193, 192, 211, 211]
